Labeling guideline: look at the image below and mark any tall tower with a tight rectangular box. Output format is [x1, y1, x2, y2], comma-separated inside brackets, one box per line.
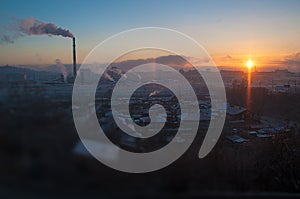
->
[73, 37, 77, 78]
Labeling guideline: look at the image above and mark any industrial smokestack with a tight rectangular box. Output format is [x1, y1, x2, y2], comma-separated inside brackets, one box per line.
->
[73, 37, 77, 77]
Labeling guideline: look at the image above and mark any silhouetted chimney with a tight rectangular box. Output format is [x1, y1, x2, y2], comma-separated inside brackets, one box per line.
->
[73, 37, 77, 77]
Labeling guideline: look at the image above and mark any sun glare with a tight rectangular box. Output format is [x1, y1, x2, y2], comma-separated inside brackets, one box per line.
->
[246, 59, 253, 70]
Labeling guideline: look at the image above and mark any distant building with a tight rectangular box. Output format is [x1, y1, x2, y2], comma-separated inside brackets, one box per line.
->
[274, 85, 289, 93]
[226, 134, 248, 143]
[274, 69, 294, 77]
[226, 103, 247, 121]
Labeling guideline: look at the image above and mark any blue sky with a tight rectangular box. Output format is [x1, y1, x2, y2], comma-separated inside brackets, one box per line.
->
[0, 0, 299, 69]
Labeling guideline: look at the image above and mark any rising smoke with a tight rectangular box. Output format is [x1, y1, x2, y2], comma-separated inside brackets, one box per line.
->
[55, 59, 68, 82]
[1, 17, 73, 43]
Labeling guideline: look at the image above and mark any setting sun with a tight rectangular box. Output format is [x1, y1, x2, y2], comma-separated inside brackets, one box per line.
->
[246, 59, 253, 70]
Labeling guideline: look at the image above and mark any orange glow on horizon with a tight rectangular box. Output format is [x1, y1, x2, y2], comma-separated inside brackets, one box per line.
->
[211, 53, 289, 70]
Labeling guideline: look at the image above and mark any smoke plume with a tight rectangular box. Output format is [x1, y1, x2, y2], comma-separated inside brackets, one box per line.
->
[1, 17, 73, 43]
[55, 59, 68, 82]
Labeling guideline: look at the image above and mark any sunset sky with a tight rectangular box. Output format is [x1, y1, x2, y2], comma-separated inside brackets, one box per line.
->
[0, 0, 300, 71]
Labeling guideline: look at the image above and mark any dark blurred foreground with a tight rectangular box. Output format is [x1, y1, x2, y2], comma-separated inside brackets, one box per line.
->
[0, 82, 299, 199]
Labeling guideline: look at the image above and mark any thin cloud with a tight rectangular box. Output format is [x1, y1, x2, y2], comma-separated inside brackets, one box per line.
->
[283, 52, 300, 72]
